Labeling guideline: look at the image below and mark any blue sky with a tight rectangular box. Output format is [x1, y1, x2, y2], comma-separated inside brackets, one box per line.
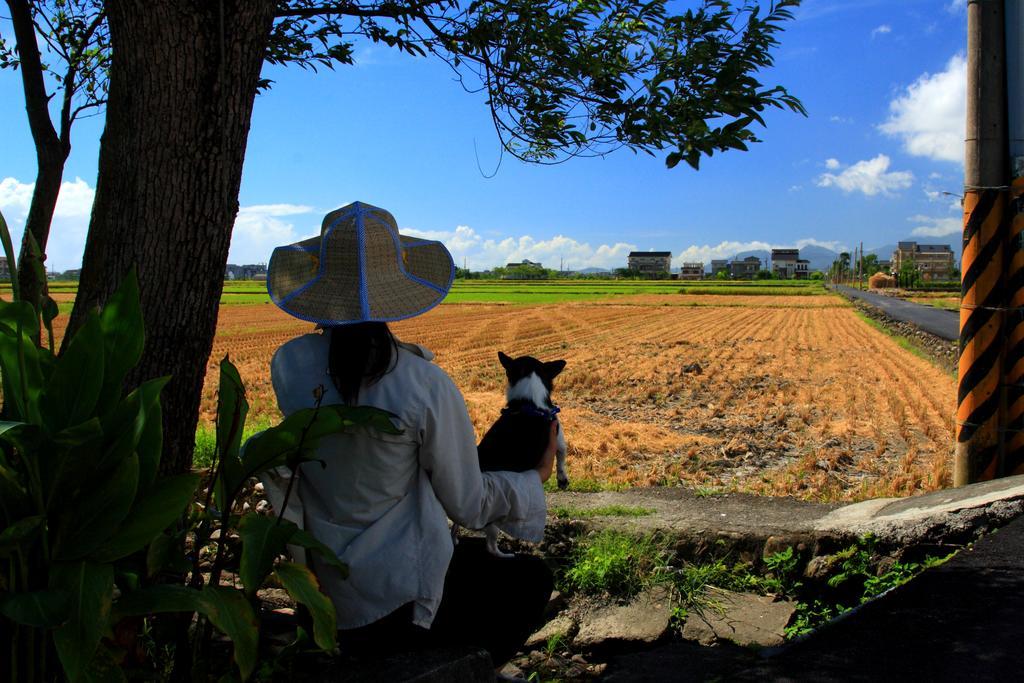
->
[0, 0, 968, 272]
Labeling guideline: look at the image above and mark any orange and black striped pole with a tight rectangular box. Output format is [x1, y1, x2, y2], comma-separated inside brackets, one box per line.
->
[1004, 177, 1024, 475]
[955, 0, 1008, 486]
[1002, 0, 1024, 475]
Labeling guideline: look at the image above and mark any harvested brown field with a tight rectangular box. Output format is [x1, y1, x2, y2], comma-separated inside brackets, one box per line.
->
[200, 294, 955, 503]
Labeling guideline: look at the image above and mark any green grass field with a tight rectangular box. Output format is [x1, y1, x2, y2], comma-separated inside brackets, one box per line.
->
[17, 277, 826, 307]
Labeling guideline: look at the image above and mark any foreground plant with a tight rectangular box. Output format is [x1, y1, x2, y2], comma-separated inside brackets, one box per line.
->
[0, 208, 400, 681]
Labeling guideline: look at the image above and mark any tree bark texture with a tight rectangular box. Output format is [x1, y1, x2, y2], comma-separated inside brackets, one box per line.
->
[68, 0, 277, 475]
[7, 0, 68, 314]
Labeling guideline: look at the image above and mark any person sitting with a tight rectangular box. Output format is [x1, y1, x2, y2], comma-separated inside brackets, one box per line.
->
[265, 201, 555, 666]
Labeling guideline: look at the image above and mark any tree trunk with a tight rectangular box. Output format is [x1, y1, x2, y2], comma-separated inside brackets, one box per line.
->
[6, 0, 68, 314]
[67, 0, 277, 475]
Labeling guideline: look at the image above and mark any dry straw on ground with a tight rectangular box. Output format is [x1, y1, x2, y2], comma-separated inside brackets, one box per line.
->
[199, 293, 954, 503]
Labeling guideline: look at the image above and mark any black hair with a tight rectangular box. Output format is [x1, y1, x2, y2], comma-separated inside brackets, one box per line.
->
[327, 322, 398, 405]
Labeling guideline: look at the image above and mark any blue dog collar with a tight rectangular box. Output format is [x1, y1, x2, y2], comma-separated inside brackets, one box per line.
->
[502, 403, 560, 422]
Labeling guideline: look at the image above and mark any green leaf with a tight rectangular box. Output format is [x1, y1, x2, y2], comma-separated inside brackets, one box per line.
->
[112, 585, 205, 620]
[90, 472, 199, 563]
[53, 453, 139, 561]
[237, 514, 297, 598]
[97, 270, 145, 412]
[241, 405, 400, 475]
[135, 377, 169, 491]
[40, 312, 105, 433]
[0, 313, 45, 421]
[0, 514, 45, 553]
[145, 532, 175, 578]
[82, 643, 128, 683]
[0, 207, 20, 300]
[289, 528, 347, 576]
[274, 562, 337, 652]
[200, 586, 259, 681]
[51, 561, 114, 683]
[0, 588, 70, 628]
[214, 356, 248, 510]
[98, 377, 168, 475]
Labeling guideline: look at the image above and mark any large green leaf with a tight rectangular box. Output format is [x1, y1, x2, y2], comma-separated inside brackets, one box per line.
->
[289, 528, 348, 577]
[214, 356, 248, 510]
[0, 314, 46, 421]
[112, 584, 205, 620]
[241, 404, 401, 476]
[90, 472, 199, 563]
[237, 514, 297, 597]
[134, 377, 169, 492]
[200, 586, 259, 681]
[0, 462, 29, 515]
[96, 270, 144, 413]
[44, 419, 105, 508]
[52, 453, 139, 561]
[0, 514, 45, 555]
[96, 378, 167, 476]
[0, 588, 70, 628]
[82, 643, 128, 683]
[274, 561, 337, 652]
[39, 313, 105, 433]
[50, 561, 114, 683]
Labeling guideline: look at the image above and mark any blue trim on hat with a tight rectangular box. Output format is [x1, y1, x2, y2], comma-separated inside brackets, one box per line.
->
[268, 201, 455, 326]
[386, 223, 454, 296]
[354, 203, 371, 320]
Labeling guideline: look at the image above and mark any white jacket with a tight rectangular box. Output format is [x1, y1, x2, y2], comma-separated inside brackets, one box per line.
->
[269, 332, 547, 629]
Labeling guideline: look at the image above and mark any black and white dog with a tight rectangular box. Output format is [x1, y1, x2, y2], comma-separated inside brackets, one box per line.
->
[477, 351, 568, 556]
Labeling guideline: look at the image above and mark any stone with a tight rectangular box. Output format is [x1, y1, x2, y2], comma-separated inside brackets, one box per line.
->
[526, 614, 577, 649]
[573, 587, 672, 648]
[681, 588, 796, 648]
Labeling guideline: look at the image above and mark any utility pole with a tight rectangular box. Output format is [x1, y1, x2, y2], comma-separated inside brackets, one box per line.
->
[1002, 0, 1024, 475]
[956, 0, 1008, 485]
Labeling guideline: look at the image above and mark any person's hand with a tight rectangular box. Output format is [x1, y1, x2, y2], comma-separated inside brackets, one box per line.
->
[535, 420, 558, 483]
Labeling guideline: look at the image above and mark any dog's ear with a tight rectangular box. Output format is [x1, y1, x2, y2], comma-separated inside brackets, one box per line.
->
[544, 359, 567, 379]
[498, 351, 513, 369]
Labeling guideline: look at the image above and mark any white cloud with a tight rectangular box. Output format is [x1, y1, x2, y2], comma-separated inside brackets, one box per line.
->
[909, 214, 961, 238]
[402, 224, 636, 271]
[816, 155, 915, 196]
[879, 54, 966, 164]
[229, 204, 317, 265]
[946, 0, 965, 12]
[0, 176, 95, 272]
[0, 176, 319, 270]
[825, 158, 841, 170]
[829, 115, 853, 124]
[795, 237, 847, 252]
[871, 24, 892, 38]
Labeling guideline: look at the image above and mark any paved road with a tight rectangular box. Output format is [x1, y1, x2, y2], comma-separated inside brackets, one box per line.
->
[832, 284, 958, 341]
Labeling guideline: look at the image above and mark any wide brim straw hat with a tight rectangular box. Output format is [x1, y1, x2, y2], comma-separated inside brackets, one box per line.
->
[267, 201, 454, 325]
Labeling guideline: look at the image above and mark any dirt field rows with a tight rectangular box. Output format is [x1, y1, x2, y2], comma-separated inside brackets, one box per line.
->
[202, 292, 955, 502]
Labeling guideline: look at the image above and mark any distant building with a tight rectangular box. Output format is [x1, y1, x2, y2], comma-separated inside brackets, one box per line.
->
[627, 251, 673, 275]
[710, 259, 729, 277]
[503, 259, 545, 280]
[679, 262, 703, 281]
[505, 259, 543, 269]
[771, 248, 800, 279]
[796, 259, 810, 279]
[891, 242, 955, 281]
[0, 257, 9, 280]
[729, 256, 761, 280]
[225, 263, 268, 280]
